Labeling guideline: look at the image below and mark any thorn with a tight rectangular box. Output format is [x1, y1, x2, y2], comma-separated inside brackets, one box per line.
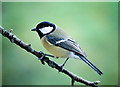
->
[10, 39, 14, 43]
[8, 32, 12, 36]
[2, 29, 7, 34]
[20, 41, 24, 44]
[12, 35, 16, 38]
[9, 34, 14, 43]
[28, 44, 31, 47]
[8, 29, 14, 43]
[31, 49, 34, 53]
[10, 29, 13, 33]
[94, 81, 100, 84]
[28, 45, 34, 53]
[71, 77, 75, 86]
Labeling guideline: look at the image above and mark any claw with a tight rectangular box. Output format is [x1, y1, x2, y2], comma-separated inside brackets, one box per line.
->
[38, 51, 46, 65]
[39, 51, 45, 55]
[39, 51, 55, 58]
[38, 51, 46, 60]
[59, 64, 64, 72]
[39, 54, 45, 60]
[58, 57, 69, 72]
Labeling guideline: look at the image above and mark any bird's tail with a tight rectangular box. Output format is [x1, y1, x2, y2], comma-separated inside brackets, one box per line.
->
[76, 53, 103, 75]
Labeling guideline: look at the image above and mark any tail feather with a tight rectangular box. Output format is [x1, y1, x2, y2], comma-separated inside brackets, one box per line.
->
[76, 53, 103, 75]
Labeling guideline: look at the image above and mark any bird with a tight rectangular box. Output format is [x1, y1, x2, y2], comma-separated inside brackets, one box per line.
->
[31, 21, 103, 75]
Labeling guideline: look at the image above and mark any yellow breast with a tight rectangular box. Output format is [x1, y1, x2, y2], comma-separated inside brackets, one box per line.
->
[41, 36, 70, 58]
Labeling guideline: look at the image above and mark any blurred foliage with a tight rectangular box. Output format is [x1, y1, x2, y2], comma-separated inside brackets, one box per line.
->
[2, 2, 118, 85]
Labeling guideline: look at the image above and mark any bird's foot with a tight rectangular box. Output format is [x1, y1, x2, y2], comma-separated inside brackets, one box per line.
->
[59, 64, 64, 72]
[38, 51, 46, 65]
[58, 57, 69, 72]
[38, 51, 57, 64]
[39, 51, 55, 58]
[39, 51, 46, 60]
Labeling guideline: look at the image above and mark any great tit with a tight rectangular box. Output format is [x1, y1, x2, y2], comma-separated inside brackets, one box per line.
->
[31, 21, 103, 75]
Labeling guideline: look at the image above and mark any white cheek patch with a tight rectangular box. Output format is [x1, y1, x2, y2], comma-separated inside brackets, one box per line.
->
[40, 26, 53, 34]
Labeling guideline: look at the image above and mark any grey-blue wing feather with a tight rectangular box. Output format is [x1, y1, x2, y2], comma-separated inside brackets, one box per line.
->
[46, 35, 87, 57]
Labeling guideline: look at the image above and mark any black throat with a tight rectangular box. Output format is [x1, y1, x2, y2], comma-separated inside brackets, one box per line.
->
[37, 30, 44, 39]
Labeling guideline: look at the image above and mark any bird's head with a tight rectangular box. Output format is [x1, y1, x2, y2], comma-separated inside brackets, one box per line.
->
[31, 21, 56, 38]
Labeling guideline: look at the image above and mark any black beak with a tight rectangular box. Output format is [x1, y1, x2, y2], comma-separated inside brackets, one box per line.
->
[31, 28, 36, 31]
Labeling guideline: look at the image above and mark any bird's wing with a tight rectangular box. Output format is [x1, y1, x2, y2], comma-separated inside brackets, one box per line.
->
[46, 35, 87, 57]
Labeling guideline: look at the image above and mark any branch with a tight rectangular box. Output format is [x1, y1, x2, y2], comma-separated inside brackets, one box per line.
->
[0, 26, 101, 87]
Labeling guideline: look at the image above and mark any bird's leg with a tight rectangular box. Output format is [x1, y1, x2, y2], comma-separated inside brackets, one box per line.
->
[38, 51, 46, 65]
[39, 51, 55, 59]
[59, 57, 69, 72]
[44, 54, 55, 58]
[38, 51, 58, 65]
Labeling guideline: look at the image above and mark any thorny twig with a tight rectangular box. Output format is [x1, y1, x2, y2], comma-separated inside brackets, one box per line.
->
[0, 26, 101, 87]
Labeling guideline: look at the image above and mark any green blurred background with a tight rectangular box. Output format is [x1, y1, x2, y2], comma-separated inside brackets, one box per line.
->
[0, 1, 2, 87]
[2, 2, 118, 85]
